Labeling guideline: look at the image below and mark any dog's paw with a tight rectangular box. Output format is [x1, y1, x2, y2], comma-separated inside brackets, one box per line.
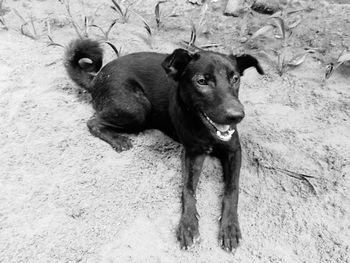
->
[177, 215, 200, 250]
[111, 135, 132, 152]
[219, 215, 241, 252]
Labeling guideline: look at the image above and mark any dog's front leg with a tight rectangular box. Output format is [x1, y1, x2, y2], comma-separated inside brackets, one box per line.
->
[177, 151, 206, 249]
[218, 148, 242, 252]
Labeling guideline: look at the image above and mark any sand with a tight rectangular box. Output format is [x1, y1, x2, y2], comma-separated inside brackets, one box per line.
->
[0, 0, 349, 262]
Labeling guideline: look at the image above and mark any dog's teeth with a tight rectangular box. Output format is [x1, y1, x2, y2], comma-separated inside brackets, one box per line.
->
[216, 129, 235, 141]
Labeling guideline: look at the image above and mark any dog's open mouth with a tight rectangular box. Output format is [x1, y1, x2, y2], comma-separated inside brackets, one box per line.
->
[200, 112, 235, 141]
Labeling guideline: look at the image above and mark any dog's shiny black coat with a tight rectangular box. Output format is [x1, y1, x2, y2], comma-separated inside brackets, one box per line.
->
[65, 39, 264, 251]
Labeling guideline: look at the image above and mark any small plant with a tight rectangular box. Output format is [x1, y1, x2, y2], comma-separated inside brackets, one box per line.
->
[154, 1, 167, 28]
[325, 50, 350, 79]
[182, 1, 221, 52]
[13, 9, 38, 39]
[46, 20, 64, 47]
[129, 9, 153, 47]
[111, 0, 130, 24]
[250, 16, 308, 75]
[188, 20, 197, 48]
[143, 20, 152, 37]
[242, 0, 311, 75]
[0, 17, 6, 30]
[182, 21, 221, 51]
[182, 0, 209, 50]
[154, 0, 180, 29]
[197, 0, 208, 35]
[142, 19, 153, 48]
[60, 1, 116, 40]
[181, 20, 198, 50]
[105, 41, 122, 57]
[0, 0, 10, 30]
[110, 0, 153, 46]
[59, 0, 90, 38]
[90, 19, 117, 40]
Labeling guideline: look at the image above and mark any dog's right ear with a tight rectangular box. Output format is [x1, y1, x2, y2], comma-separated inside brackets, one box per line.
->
[230, 54, 264, 76]
[162, 49, 193, 81]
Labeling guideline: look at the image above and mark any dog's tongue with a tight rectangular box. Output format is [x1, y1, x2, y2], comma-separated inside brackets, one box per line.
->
[213, 122, 230, 132]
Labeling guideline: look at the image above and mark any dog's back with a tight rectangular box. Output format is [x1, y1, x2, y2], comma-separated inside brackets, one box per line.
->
[65, 40, 178, 137]
[92, 53, 177, 131]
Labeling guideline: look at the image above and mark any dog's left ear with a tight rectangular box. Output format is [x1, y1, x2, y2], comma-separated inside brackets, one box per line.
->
[162, 49, 194, 81]
[230, 54, 264, 76]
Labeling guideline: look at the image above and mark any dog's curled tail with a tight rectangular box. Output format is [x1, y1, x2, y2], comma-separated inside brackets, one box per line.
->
[64, 39, 103, 92]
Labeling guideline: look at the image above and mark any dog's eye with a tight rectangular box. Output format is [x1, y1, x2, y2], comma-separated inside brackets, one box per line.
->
[232, 75, 239, 83]
[197, 78, 208, 86]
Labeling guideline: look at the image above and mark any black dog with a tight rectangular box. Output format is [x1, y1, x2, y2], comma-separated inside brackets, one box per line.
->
[65, 39, 264, 251]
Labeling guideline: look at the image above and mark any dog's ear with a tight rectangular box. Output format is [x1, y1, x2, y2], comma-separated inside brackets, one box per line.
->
[162, 49, 193, 80]
[230, 54, 264, 76]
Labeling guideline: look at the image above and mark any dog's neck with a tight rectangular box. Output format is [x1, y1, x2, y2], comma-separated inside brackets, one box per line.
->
[170, 85, 216, 151]
[176, 85, 191, 113]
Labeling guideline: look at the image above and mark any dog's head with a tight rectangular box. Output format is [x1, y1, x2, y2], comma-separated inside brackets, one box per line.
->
[162, 49, 264, 141]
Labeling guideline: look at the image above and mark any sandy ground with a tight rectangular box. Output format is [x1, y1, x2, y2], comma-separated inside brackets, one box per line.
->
[0, 0, 349, 262]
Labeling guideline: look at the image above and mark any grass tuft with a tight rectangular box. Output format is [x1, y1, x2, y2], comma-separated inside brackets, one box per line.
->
[90, 19, 117, 40]
[111, 0, 130, 23]
[13, 8, 38, 39]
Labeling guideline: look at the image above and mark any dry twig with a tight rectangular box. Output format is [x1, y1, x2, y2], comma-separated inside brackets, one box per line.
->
[256, 160, 317, 195]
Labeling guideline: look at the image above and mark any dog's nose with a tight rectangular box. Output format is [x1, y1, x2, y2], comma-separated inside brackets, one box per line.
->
[225, 109, 245, 123]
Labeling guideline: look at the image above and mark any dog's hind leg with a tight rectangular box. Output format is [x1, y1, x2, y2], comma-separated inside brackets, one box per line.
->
[87, 117, 133, 152]
[87, 91, 152, 152]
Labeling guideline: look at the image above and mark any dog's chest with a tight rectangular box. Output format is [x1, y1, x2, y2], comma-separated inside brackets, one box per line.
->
[189, 143, 213, 155]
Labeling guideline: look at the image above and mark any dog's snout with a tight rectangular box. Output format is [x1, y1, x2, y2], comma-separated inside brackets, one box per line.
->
[225, 109, 245, 123]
